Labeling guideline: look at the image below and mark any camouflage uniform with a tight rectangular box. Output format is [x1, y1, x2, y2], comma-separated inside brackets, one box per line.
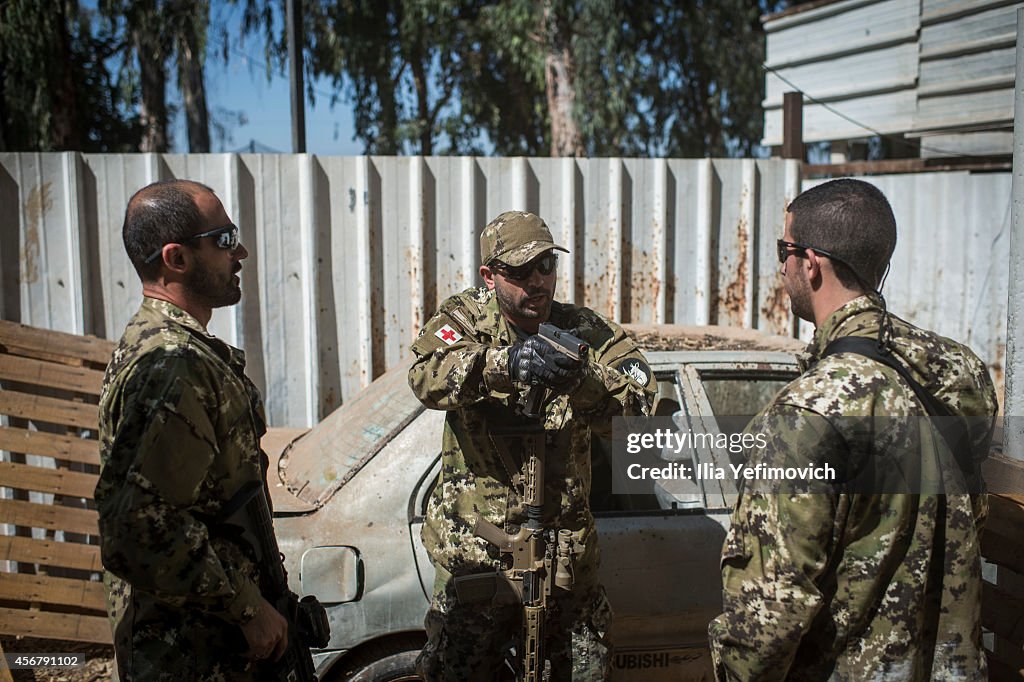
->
[409, 286, 656, 681]
[96, 297, 269, 681]
[709, 294, 997, 681]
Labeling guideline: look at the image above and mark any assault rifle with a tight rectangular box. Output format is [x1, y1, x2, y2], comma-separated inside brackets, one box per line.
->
[224, 481, 331, 681]
[472, 427, 580, 680]
[522, 323, 589, 418]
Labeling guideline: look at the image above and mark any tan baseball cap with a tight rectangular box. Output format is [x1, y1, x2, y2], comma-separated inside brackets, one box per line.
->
[480, 211, 568, 266]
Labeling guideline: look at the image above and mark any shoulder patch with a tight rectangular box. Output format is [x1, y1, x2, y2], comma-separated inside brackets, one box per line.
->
[617, 358, 652, 386]
[434, 324, 463, 345]
[449, 306, 474, 330]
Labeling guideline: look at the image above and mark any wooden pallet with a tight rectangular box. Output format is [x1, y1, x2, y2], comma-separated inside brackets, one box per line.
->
[984, 454, 1024, 681]
[0, 319, 113, 644]
[0, 319, 310, 649]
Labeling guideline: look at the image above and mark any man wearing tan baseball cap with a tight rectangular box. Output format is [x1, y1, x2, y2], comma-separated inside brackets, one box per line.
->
[409, 210, 655, 680]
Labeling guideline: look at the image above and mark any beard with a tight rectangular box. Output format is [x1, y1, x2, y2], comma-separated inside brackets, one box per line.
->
[186, 258, 242, 309]
[493, 278, 555, 323]
[786, 270, 814, 323]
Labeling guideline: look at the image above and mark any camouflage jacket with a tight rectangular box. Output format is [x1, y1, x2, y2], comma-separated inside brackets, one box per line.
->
[409, 287, 655, 585]
[709, 294, 997, 681]
[96, 298, 269, 676]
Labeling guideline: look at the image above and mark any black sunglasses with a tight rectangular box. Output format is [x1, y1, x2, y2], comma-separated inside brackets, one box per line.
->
[143, 224, 240, 265]
[777, 239, 843, 265]
[490, 253, 558, 281]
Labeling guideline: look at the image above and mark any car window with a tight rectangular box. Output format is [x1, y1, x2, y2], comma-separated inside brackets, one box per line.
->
[700, 373, 793, 423]
[646, 365, 798, 512]
[279, 359, 424, 507]
[591, 375, 678, 515]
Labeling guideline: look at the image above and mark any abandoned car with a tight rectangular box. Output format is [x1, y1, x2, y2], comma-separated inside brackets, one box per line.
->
[267, 326, 803, 681]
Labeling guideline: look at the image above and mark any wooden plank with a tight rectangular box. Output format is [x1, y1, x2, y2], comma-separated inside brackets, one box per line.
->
[0, 640, 12, 682]
[0, 638, 11, 679]
[0, 354, 105, 396]
[985, 454, 1024, 498]
[0, 536, 101, 573]
[0, 461, 98, 499]
[987, 652, 1024, 682]
[987, 638, 1024, 682]
[0, 426, 99, 466]
[987, 495, 1024, 545]
[0, 607, 111, 645]
[0, 320, 114, 367]
[982, 527, 1024, 576]
[0, 572, 106, 611]
[0, 499, 98, 536]
[0, 390, 99, 430]
[984, 581, 1024, 647]
[804, 158, 1011, 177]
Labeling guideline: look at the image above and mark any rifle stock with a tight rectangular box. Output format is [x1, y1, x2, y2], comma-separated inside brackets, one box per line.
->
[473, 428, 577, 681]
[225, 481, 331, 681]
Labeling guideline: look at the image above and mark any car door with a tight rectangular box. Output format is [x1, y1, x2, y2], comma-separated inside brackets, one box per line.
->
[594, 368, 729, 681]
[598, 356, 797, 681]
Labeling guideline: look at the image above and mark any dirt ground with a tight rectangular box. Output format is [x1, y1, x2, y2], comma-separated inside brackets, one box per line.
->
[0, 638, 114, 682]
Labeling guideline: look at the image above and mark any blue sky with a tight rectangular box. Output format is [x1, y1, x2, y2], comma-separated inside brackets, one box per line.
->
[167, 2, 362, 155]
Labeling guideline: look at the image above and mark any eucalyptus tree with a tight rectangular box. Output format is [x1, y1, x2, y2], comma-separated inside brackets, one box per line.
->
[298, 0, 781, 157]
[0, 0, 138, 151]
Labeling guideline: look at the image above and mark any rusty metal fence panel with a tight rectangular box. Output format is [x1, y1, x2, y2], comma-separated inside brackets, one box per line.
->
[0, 153, 1008, 426]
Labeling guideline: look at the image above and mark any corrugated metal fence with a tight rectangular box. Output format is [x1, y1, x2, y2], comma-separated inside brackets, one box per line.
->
[0, 153, 1010, 426]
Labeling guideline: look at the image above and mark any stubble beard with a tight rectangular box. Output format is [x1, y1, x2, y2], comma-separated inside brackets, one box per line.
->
[494, 279, 554, 324]
[787, 271, 814, 323]
[187, 259, 242, 309]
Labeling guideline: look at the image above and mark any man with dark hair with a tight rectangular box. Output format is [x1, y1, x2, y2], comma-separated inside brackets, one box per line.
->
[96, 179, 289, 679]
[709, 178, 996, 680]
[409, 211, 655, 680]
[786, 178, 897, 291]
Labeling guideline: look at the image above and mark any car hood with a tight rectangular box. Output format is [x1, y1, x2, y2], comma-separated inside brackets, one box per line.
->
[277, 357, 424, 509]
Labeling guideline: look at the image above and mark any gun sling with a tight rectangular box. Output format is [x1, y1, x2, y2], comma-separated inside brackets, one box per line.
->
[820, 336, 975, 476]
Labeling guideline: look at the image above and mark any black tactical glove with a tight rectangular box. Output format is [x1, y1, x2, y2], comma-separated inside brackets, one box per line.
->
[508, 335, 583, 389]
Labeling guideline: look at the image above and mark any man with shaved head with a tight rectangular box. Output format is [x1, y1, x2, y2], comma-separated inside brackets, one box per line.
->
[95, 180, 289, 679]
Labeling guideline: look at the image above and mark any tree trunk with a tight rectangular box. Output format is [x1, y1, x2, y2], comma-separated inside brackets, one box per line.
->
[0, 54, 8, 152]
[176, 0, 210, 152]
[134, 0, 168, 152]
[375, 72, 400, 155]
[51, 0, 82, 149]
[543, 1, 582, 157]
[410, 50, 432, 156]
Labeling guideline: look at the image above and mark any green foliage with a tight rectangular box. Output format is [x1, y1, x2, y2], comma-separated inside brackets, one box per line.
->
[0, 0, 140, 151]
[0, 0, 791, 155]
[0, 0, 217, 152]
[635, 0, 773, 157]
[305, 0, 785, 157]
[304, 0, 476, 154]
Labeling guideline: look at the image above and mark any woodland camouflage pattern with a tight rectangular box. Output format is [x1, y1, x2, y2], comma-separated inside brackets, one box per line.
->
[479, 210, 568, 266]
[409, 286, 655, 679]
[709, 294, 998, 681]
[96, 297, 270, 681]
[420, 564, 614, 680]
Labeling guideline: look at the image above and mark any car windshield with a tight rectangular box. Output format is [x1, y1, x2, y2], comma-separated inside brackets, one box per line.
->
[279, 358, 424, 507]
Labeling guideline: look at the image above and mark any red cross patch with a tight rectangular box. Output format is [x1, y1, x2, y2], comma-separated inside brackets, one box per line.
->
[434, 324, 463, 345]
